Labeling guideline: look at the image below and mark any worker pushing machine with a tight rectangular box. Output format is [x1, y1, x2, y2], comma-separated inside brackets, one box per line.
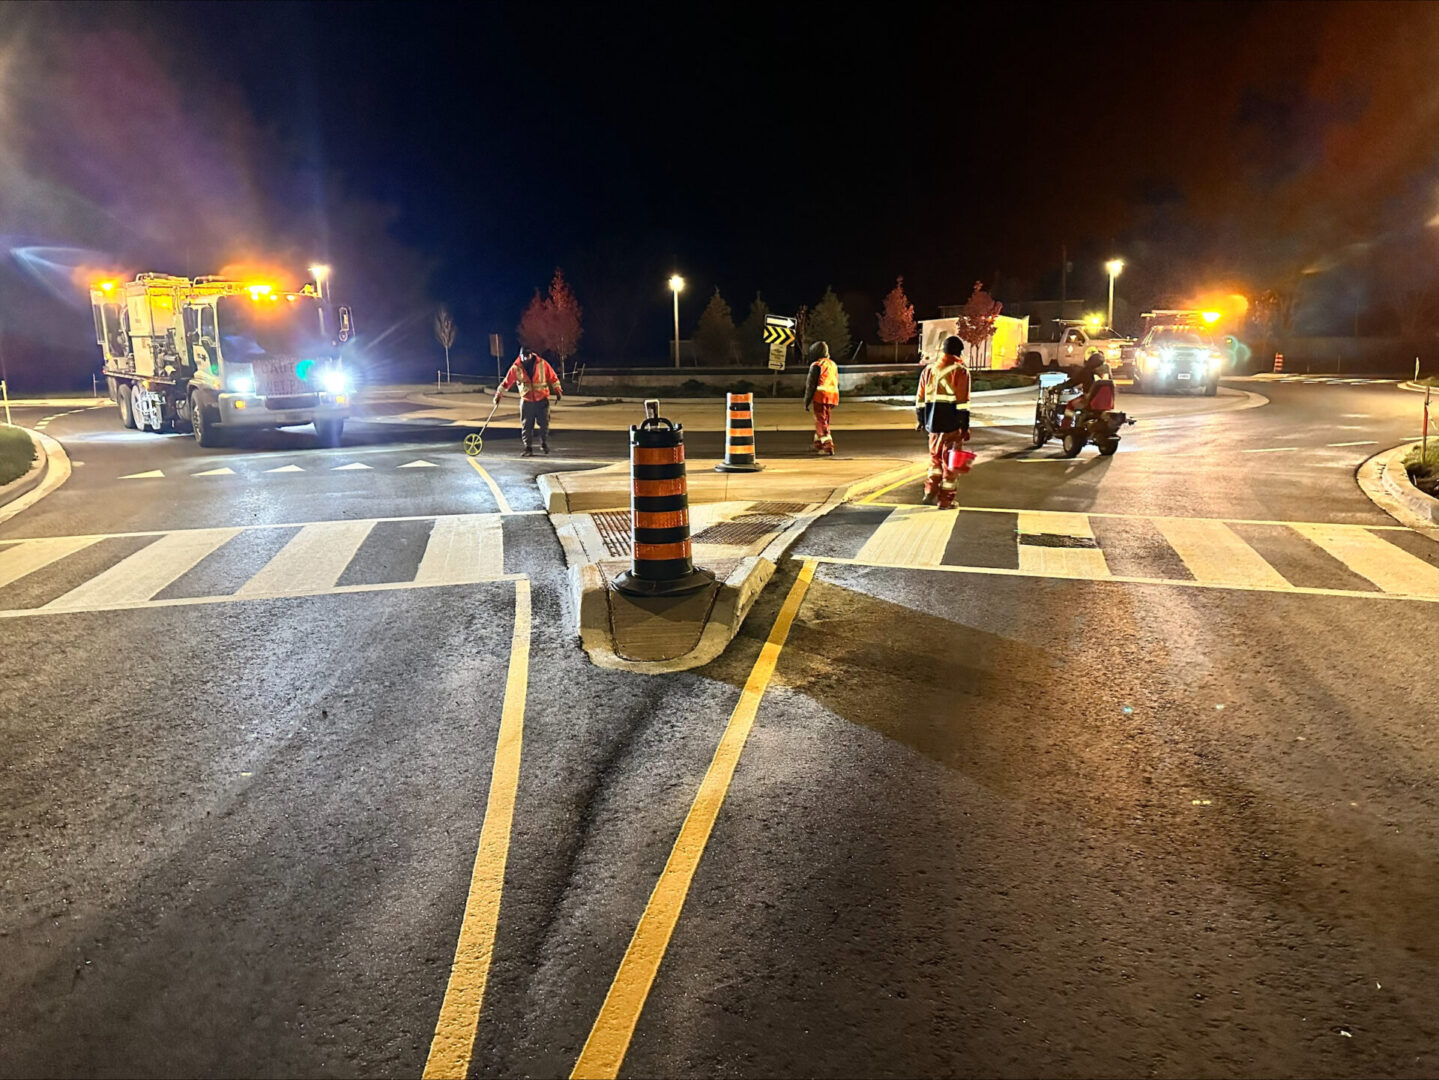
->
[915, 335, 971, 508]
[804, 341, 840, 454]
[495, 348, 563, 456]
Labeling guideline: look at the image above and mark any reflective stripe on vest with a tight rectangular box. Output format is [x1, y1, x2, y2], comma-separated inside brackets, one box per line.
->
[922, 360, 970, 406]
[814, 358, 838, 404]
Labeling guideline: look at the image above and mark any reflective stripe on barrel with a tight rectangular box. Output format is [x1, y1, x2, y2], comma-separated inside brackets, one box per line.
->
[628, 416, 697, 581]
[721, 392, 757, 465]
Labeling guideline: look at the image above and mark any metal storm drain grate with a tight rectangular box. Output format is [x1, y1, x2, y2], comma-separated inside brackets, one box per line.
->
[746, 500, 809, 515]
[591, 510, 633, 558]
[1017, 533, 1100, 549]
[691, 514, 790, 546]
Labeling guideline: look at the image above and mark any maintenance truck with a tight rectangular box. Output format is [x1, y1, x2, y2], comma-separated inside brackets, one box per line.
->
[90, 270, 355, 447]
[1130, 309, 1225, 395]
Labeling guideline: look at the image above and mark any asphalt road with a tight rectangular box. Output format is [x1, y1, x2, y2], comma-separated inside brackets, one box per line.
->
[2, 377, 1437, 1078]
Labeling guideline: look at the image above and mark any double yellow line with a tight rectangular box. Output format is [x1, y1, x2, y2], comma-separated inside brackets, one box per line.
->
[424, 561, 818, 1078]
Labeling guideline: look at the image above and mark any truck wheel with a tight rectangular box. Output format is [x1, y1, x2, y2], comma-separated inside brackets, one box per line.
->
[1204, 379, 1218, 397]
[116, 382, 137, 429]
[1062, 431, 1085, 458]
[1022, 351, 1043, 374]
[191, 392, 220, 447]
[314, 418, 344, 446]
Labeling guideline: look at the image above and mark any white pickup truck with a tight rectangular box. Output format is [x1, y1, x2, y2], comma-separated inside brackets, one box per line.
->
[1018, 320, 1132, 372]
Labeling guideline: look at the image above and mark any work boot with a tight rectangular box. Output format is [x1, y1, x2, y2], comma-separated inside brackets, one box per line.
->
[542, 441, 550, 454]
[521, 444, 533, 458]
[922, 485, 938, 506]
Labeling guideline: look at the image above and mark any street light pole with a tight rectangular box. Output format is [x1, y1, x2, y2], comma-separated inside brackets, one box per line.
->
[1105, 258, 1124, 329]
[669, 274, 685, 368]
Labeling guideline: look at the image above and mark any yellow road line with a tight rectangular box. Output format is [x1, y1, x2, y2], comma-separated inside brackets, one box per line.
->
[571, 559, 818, 1080]
[424, 578, 532, 1079]
[858, 464, 926, 504]
[467, 458, 514, 515]
[810, 554, 1439, 603]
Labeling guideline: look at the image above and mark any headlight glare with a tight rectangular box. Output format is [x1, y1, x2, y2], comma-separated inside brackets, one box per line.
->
[322, 369, 348, 395]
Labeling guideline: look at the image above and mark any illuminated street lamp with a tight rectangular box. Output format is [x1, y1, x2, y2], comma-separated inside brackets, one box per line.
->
[309, 264, 331, 303]
[669, 273, 685, 368]
[1105, 259, 1124, 329]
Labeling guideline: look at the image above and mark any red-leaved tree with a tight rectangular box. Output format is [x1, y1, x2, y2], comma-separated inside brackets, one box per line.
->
[547, 268, 583, 376]
[517, 289, 552, 356]
[877, 276, 917, 362]
[955, 281, 1003, 367]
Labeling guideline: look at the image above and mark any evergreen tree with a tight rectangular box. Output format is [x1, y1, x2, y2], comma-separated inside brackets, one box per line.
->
[807, 286, 851, 362]
[693, 288, 737, 366]
[737, 292, 770, 365]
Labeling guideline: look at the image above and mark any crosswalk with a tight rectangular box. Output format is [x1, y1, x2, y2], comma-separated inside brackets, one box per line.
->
[0, 513, 516, 618]
[800, 505, 1439, 602]
[1242, 374, 1399, 385]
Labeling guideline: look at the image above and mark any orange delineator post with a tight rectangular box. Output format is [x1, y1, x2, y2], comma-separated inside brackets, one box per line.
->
[715, 392, 763, 473]
[613, 401, 715, 598]
[1273, 352, 1284, 373]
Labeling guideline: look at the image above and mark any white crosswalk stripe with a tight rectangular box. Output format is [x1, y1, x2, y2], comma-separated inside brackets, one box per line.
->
[807, 506, 1439, 602]
[0, 536, 101, 589]
[856, 506, 957, 565]
[45, 528, 241, 611]
[1291, 523, 1439, 597]
[1151, 517, 1289, 589]
[1017, 511, 1110, 579]
[236, 520, 375, 597]
[414, 514, 504, 584]
[0, 514, 513, 617]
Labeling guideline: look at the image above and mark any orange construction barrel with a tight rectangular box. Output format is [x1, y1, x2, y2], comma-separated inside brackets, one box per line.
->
[715, 392, 763, 472]
[613, 401, 715, 597]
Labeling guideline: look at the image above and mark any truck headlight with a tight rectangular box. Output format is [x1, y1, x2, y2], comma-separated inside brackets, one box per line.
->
[321, 369, 349, 395]
[227, 370, 254, 394]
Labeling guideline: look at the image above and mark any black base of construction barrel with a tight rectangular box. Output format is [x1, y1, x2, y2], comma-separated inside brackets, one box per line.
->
[714, 461, 764, 473]
[613, 566, 716, 597]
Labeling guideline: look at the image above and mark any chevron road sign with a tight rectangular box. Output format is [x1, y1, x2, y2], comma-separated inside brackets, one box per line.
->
[762, 314, 797, 346]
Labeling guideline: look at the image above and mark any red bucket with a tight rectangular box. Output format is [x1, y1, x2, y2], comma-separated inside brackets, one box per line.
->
[947, 447, 976, 474]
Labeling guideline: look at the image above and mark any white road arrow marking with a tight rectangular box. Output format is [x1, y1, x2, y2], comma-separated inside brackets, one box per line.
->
[331, 462, 373, 471]
[397, 460, 439, 468]
[119, 470, 165, 479]
[193, 466, 236, 476]
[265, 464, 305, 473]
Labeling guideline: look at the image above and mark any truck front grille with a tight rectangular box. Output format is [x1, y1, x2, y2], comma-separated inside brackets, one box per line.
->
[265, 394, 318, 410]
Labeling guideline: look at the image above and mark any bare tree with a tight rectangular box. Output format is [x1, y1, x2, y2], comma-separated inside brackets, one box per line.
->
[434, 307, 457, 382]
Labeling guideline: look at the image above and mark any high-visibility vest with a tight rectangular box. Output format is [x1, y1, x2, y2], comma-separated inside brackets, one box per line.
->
[915, 355, 970, 407]
[811, 358, 839, 405]
[501, 357, 562, 402]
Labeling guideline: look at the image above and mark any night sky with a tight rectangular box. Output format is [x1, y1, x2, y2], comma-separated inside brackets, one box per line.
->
[3, 1, 1439, 385]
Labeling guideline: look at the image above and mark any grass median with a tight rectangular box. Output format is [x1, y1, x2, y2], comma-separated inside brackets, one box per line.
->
[1404, 441, 1439, 496]
[0, 425, 37, 487]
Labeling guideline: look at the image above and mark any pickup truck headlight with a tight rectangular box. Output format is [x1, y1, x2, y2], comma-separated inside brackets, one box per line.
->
[321, 369, 349, 395]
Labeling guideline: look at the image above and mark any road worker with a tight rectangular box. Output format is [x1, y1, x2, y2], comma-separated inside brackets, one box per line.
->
[495, 348, 562, 456]
[1058, 351, 1108, 430]
[804, 340, 840, 454]
[914, 334, 971, 508]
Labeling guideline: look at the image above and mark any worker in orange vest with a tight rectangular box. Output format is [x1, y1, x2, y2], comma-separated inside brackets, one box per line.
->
[914, 335, 971, 508]
[804, 341, 840, 455]
[495, 348, 563, 455]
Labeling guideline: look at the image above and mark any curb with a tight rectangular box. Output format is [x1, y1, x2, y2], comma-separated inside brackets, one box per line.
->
[1357, 441, 1439, 534]
[555, 458, 916, 674]
[0, 427, 70, 525]
[1398, 381, 1435, 393]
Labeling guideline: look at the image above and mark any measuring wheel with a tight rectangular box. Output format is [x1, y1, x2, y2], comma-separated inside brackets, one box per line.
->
[463, 433, 484, 456]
